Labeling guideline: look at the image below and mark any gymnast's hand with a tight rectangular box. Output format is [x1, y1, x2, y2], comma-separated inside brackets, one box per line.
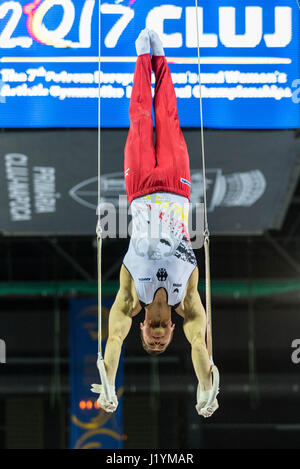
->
[91, 384, 118, 413]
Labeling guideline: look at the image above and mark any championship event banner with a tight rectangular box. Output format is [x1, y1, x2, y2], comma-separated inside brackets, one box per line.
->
[0, 0, 299, 128]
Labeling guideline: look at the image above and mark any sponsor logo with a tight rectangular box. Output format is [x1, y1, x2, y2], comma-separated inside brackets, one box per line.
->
[156, 268, 168, 281]
[173, 283, 182, 287]
[4, 153, 59, 222]
[180, 177, 191, 187]
[173, 288, 179, 294]
[138, 277, 152, 282]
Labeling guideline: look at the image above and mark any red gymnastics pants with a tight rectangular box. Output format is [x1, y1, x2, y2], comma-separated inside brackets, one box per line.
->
[124, 54, 191, 205]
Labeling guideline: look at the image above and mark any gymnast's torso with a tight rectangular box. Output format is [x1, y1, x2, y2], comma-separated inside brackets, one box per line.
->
[123, 192, 197, 308]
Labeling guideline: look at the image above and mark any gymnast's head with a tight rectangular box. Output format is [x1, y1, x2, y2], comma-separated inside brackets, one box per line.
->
[140, 316, 175, 355]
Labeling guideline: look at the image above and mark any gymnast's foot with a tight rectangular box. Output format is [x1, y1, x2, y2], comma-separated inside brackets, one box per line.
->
[135, 28, 150, 56]
[149, 29, 165, 56]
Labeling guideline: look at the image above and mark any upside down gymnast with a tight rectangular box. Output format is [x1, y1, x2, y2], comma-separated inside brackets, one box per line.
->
[91, 29, 219, 418]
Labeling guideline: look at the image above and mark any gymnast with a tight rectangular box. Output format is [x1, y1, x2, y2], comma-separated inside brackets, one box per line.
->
[92, 29, 219, 418]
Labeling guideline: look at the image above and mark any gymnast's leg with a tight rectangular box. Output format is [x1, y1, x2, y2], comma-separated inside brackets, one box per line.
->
[124, 29, 156, 204]
[150, 30, 191, 200]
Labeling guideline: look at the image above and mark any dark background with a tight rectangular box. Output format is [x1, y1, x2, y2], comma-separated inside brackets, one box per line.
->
[1, 129, 300, 234]
[0, 128, 300, 449]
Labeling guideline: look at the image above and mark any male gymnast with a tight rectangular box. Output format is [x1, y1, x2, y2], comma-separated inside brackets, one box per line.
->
[92, 29, 219, 418]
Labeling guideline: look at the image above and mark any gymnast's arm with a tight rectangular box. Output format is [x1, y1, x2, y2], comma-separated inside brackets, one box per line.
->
[104, 265, 133, 386]
[182, 268, 211, 387]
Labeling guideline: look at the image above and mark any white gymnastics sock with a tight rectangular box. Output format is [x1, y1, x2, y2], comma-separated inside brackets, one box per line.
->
[135, 28, 150, 56]
[149, 30, 164, 56]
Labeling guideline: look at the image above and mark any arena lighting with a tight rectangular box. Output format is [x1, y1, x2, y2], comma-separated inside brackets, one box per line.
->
[78, 400, 100, 410]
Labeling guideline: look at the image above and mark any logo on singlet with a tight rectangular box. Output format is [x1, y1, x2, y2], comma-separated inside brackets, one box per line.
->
[156, 268, 168, 281]
[138, 277, 152, 282]
[180, 177, 191, 187]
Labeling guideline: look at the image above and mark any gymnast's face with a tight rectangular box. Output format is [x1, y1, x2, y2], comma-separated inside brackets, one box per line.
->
[140, 319, 175, 353]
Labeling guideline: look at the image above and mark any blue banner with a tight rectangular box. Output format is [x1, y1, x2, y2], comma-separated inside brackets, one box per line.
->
[0, 0, 299, 128]
[69, 298, 124, 450]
